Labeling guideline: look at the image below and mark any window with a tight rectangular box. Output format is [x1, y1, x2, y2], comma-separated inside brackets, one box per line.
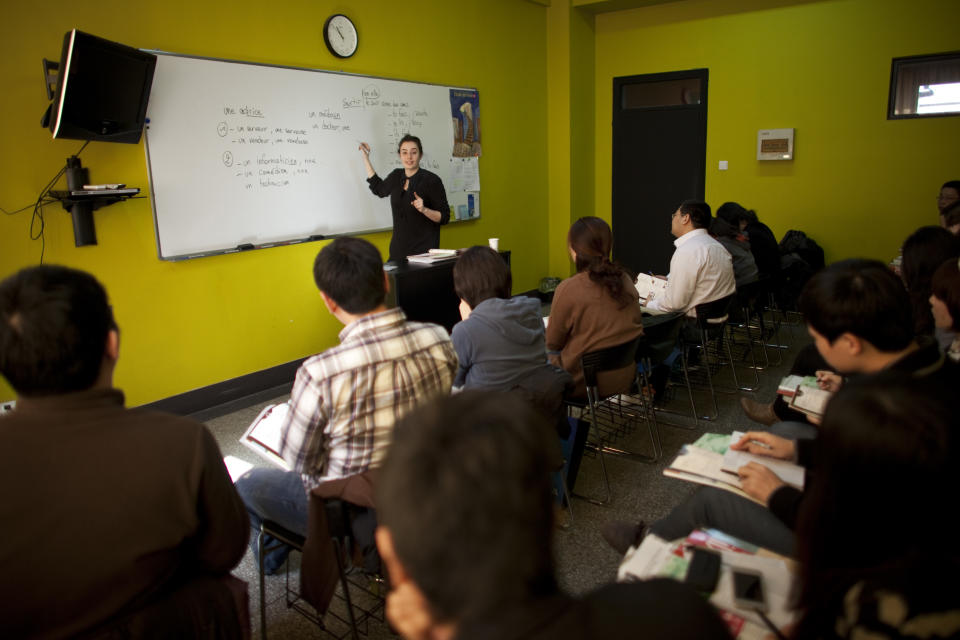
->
[888, 52, 960, 119]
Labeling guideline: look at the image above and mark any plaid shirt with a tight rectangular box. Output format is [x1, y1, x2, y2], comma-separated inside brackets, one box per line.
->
[279, 307, 456, 490]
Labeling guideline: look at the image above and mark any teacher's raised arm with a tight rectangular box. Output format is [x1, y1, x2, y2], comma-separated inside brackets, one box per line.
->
[362, 134, 450, 263]
[358, 142, 376, 178]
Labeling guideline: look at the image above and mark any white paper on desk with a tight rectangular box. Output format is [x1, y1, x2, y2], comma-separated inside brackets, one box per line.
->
[711, 550, 797, 631]
[449, 157, 480, 191]
[240, 403, 291, 471]
[722, 432, 805, 489]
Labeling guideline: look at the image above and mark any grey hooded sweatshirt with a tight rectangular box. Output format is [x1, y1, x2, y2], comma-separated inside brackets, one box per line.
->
[451, 296, 550, 390]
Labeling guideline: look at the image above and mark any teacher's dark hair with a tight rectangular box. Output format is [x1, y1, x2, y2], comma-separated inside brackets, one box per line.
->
[793, 373, 958, 638]
[453, 246, 511, 308]
[0, 265, 116, 396]
[313, 237, 386, 314]
[568, 216, 632, 307]
[377, 391, 558, 627]
[397, 134, 422, 155]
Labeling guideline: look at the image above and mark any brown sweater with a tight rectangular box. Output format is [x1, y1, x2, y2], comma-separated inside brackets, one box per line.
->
[0, 388, 249, 639]
[546, 271, 644, 397]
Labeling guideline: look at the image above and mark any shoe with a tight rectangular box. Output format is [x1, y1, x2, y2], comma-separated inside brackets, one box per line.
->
[739, 397, 777, 426]
[600, 520, 647, 556]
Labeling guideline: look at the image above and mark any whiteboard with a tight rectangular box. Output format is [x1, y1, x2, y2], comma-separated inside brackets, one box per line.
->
[143, 52, 481, 260]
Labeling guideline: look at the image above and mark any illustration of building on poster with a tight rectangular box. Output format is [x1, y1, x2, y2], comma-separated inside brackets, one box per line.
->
[450, 89, 482, 157]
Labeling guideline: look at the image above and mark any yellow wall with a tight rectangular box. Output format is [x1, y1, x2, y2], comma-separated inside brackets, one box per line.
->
[546, 4, 596, 278]
[594, 0, 960, 262]
[0, 0, 548, 404]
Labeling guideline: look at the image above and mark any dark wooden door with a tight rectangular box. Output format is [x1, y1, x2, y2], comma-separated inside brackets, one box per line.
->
[612, 69, 708, 276]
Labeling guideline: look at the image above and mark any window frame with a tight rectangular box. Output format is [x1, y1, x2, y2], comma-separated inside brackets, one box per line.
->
[887, 51, 960, 120]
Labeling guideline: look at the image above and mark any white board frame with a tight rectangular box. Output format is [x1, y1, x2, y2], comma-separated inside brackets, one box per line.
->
[143, 51, 480, 260]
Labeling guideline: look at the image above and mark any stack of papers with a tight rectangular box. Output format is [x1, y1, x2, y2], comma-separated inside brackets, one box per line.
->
[406, 249, 459, 264]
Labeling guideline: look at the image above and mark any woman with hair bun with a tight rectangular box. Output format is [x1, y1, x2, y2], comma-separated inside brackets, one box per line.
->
[545, 217, 644, 397]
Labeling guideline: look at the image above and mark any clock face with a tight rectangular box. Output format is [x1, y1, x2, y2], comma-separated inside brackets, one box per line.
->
[324, 14, 358, 58]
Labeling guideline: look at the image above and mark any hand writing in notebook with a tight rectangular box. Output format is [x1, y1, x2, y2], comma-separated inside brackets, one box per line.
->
[814, 370, 843, 392]
[737, 462, 785, 505]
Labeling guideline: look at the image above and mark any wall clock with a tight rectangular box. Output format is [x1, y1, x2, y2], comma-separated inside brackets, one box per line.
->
[323, 14, 358, 59]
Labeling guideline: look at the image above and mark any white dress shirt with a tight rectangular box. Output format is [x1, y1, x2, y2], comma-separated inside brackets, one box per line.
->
[646, 228, 737, 317]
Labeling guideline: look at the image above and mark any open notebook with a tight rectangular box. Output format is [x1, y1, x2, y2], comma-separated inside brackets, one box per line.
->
[238, 403, 291, 471]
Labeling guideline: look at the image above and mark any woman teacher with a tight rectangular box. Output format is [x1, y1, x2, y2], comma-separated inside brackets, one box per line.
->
[360, 134, 450, 263]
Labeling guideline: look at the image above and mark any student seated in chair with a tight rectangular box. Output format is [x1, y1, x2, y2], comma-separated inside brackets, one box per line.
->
[235, 237, 457, 574]
[0, 265, 249, 639]
[375, 391, 732, 640]
[644, 200, 736, 318]
[451, 245, 563, 391]
[546, 216, 644, 398]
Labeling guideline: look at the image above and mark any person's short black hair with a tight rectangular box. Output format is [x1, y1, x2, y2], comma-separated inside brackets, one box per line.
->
[799, 258, 913, 351]
[453, 246, 511, 308]
[678, 200, 712, 229]
[941, 180, 960, 193]
[397, 134, 422, 155]
[376, 391, 558, 626]
[312, 237, 386, 314]
[715, 201, 748, 226]
[0, 265, 115, 396]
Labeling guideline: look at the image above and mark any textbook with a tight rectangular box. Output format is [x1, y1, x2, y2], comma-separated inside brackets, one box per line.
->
[663, 432, 805, 505]
[776, 374, 818, 398]
[721, 432, 805, 490]
[239, 403, 291, 470]
[787, 385, 832, 419]
[634, 273, 668, 304]
[663, 445, 763, 505]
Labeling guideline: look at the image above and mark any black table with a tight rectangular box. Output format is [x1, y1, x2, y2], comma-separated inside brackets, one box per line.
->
[386, 251, 511, 333]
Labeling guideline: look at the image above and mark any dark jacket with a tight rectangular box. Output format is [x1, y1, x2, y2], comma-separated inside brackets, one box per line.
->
[768, 337, 958, 529]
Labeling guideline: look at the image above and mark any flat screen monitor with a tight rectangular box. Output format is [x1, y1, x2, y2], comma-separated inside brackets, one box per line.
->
[48, 30, 157, 144]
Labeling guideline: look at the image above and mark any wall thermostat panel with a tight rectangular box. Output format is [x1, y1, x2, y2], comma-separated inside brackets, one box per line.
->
[757, 128, 794, 161]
